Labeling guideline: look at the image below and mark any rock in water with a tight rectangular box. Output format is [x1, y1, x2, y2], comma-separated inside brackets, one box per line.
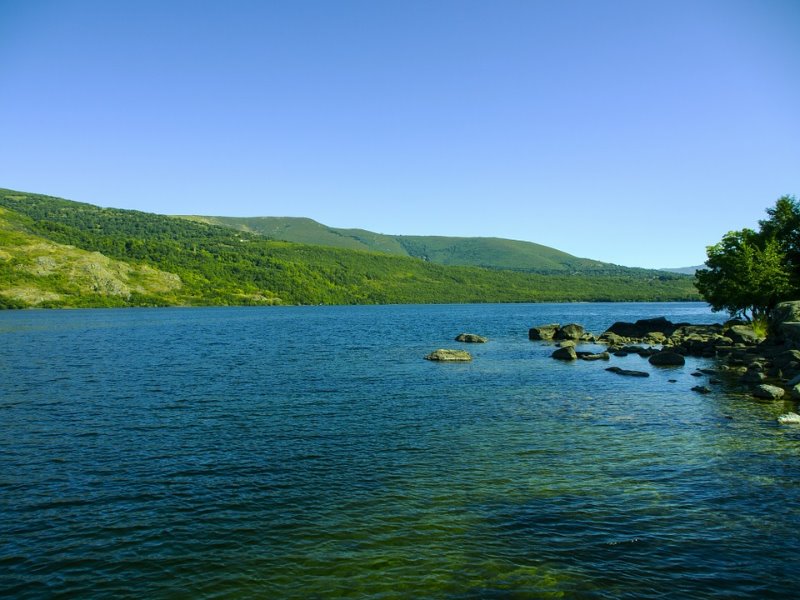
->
[529, 324, 560, 340]
[691, 385, 712, 394]
[551, 346, 578, 361]
[648, 351, 686, 366]
[778, 412, 800, 424]
[752, 384, 785, 400]
[554, 323, 585, 340]
[455, 333, 488, 343]
[606, 366, 649, 377]
[425, 349, 472, 362]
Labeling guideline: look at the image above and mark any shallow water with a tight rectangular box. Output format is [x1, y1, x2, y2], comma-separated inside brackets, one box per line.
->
[2, 303, 800, 598]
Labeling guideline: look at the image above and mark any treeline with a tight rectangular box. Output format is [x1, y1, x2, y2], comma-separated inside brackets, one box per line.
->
[0, 189, 699, 308]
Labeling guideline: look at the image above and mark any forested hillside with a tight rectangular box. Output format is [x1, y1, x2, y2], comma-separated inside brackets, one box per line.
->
[0, 189, 699, 308]
[183, 215, 657, 274]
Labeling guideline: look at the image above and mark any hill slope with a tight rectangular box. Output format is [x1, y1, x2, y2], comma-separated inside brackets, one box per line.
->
[181, 216, 633, 273]
[0, 206, 184, 308]
[0, 188, 699, 308]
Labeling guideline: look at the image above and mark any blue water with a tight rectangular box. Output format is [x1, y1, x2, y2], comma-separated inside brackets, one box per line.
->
[2, 303, 800, 598]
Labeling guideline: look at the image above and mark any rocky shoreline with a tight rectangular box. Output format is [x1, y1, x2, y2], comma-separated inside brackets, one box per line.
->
[530, 300, 800, 404]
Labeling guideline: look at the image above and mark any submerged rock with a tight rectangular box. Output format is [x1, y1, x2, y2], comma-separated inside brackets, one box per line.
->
[455, 333, 488, 343]
[606, 366, 649, 377]
[648, 351, 686, 366]
[578, 351, 610, 361]
[425, 349, 472, 362]
[692, 385, 712, 394]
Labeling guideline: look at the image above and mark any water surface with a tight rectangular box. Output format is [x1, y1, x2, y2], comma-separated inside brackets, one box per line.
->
[2, 303, 800, 598]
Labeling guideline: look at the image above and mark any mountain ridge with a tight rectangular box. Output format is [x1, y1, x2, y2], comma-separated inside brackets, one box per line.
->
[179, 215, 657, 275]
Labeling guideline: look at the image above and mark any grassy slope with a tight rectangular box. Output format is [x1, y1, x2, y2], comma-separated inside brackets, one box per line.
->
[0, 188, 699, 308]
[0, 206, 184, 308]
[183, 215, 637, 273]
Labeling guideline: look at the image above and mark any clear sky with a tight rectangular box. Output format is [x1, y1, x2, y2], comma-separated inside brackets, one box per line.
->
[1, 0, 798, 268]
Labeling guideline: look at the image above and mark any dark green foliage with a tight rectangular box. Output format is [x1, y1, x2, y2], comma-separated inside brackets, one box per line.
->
[696, 195, 798, 321]
[0, 188, 698, 308]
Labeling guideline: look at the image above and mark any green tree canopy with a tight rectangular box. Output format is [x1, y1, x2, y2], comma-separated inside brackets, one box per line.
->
[696, 195, 798, 321]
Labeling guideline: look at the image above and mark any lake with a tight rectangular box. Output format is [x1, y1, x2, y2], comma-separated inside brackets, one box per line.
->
[2, 302, 800, 598]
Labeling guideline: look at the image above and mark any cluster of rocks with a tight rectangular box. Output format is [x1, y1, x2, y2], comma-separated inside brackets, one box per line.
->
[532, 301, 800, 404]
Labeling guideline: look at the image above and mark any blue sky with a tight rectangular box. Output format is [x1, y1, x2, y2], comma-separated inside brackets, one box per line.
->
[1, 0, 798, 268]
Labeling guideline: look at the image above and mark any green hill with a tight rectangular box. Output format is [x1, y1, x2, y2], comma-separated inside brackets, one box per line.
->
[182, 215, 638, 273]
[0, 188, 698, 308]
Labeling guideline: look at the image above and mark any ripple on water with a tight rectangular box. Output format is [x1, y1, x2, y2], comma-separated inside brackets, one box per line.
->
[2, 304, 800, 598]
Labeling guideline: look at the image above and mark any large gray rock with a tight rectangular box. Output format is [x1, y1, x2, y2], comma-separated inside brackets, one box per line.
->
[529, 324, 560, 340]
[552, 346, 578, 361]
[578, 351, 610, 361]
[455, 333, 488, 343]
[752, 384, 785, 400]
[648, 351, 686, 366]
[554, 323, 586, 340]
[425, 349, 472, 362]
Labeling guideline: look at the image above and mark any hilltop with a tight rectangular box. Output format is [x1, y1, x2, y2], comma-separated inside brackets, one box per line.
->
[0, 188, 698, 308]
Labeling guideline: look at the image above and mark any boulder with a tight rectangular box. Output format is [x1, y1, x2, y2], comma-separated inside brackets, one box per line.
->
[727, 324, 760, 345]
[648, 351, 686, 366]
[455, 333, 488, 343]
[778, 412, 800, 424]
[554, 323, 585, 340]
[771, 301, 800, 327]
[578, 351, 610, 361]
[752, 384, 785, 400]
[770, 301, 800, 343]
[425, 349, 472, 362]
[778, 322, 800, 346]
[792, 384, 800, 400]
[692, 385, 712, 394]
[529, 324, 560, 341]
[773, 350, 800, 370]
[597, 331, 626, 346]
[740, 370, 766, 384]
[604, 317, 677, 339]
[606, 366, 649, 377]
[552, 346, 578, 361]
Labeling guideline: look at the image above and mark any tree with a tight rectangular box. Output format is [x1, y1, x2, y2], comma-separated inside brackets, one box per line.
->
[696, 229, 790, 321]
[759, 194, 800, 288]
